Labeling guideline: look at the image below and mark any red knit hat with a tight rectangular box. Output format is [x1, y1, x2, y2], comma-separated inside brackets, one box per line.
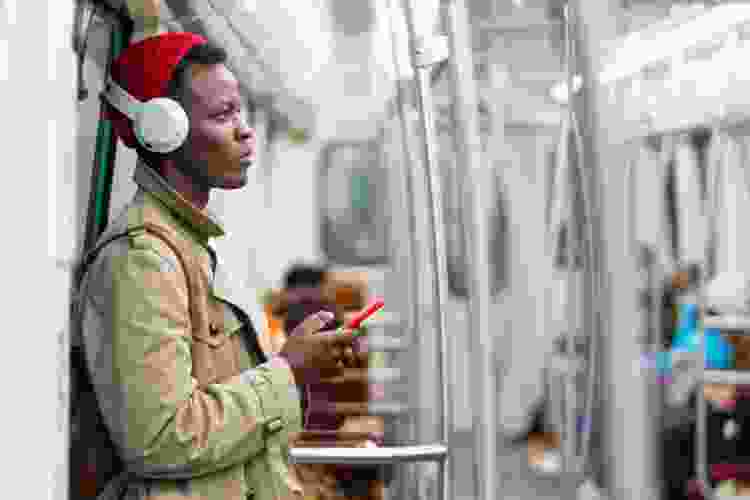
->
[104, 32, 208, 149]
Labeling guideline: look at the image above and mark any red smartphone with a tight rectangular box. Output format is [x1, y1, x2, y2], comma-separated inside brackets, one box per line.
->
[342, 298, 384, 335]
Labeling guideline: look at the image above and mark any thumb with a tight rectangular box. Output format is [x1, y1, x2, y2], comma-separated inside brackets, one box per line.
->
[291, 310, 335, 337]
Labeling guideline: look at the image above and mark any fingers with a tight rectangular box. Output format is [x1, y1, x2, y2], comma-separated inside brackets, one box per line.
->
[291, 310, 335, 337]
[319, 368, 370, 385]
[308, 365, 346, 382]
[343, 346, 355, 365]
[320, 327, 357, 346]
[329, 346, 355, 363]
[330, 346, 343, 361]
[317, 330, 366, 368]
[329, 402, 370, 417]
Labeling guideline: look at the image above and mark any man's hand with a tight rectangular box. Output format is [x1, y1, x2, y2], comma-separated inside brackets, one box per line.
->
[279, 311, 357, 384]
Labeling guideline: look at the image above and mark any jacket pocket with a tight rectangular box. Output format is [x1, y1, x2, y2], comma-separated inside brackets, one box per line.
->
[191, 322, 242, 386]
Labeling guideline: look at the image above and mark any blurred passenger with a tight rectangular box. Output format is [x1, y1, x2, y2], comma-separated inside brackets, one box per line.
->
[660, 269, 750, 500]
[274, 262, 387, 500]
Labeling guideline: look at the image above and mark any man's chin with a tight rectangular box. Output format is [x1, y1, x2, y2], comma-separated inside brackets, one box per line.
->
[217, 170, 250, 190]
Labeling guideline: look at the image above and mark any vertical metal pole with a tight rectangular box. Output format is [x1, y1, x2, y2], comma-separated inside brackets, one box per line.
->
[382, 0, 427, 496]
[383, 0, 422, 361]
[443, 2, 497, 500]
[570, 1, 661, 499]
[562, 8, 582, 480]
[695, 129, 726, 500]
[402, 1, 452, 499]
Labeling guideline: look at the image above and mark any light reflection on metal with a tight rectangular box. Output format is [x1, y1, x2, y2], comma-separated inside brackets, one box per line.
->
[571, 1, 661, 499]
[401, 1, 452, 500]
[444, 1, 497, 500]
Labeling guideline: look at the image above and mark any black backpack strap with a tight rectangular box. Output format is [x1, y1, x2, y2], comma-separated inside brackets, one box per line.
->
[225, 300, 268, 365]
[74, 230, 138, 289]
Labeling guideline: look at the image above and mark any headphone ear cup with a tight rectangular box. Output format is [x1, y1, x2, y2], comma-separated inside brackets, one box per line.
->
[134, 98, 189, 154]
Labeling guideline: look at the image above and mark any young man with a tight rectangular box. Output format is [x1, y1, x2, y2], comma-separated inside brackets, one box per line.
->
[77, 32, 357, 500]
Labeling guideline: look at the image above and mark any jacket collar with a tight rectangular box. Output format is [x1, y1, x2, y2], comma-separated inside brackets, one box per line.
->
[133, 160, 225, 241]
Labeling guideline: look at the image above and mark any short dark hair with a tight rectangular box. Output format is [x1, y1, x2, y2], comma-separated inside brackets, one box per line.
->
[135, 41, 229, 169]
[165, 41, 228, 105]
[283, 263, 330, 290]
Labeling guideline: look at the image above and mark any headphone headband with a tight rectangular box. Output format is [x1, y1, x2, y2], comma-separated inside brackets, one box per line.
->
[102, 77, 142, 120]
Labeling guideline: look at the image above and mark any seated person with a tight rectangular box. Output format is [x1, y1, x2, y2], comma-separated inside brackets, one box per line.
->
[661, 270, 750, 499]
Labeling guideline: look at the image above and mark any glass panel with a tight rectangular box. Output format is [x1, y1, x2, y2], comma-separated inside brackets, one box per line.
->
[319, 139, 390, 266]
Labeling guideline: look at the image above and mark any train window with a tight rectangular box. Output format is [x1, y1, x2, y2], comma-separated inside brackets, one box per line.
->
[444, 163, 509, 299]
[319, 140, 390, 266]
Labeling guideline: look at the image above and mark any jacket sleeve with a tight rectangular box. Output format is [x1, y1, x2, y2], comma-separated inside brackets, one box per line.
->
[85, 238, 302, 480]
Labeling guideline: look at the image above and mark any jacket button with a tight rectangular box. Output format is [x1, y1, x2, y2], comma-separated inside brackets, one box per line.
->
[266, 417, 284, 435]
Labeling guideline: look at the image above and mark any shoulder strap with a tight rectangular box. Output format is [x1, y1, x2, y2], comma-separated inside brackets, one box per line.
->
[73, 224, 198, 321]
[72, 224, 200, 364]
[71, 222, 198, 396]
[141, 221, 198, 312]
[71, 229, 143, 350]
[74, 231, 135, 290]
[74, 220, 265, 378]
[70, 223, 200, 494]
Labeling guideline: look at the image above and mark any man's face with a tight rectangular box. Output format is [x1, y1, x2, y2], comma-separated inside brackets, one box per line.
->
[178, 63, 256, 190]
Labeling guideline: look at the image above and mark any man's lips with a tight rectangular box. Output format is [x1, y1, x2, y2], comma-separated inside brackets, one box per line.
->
[240, 141, 255, 161]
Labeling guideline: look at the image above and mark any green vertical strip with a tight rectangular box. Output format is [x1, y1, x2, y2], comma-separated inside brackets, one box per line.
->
[70, 12, 133, 499]
[82, 13, 132, 253]
[351, 173, 371, 211]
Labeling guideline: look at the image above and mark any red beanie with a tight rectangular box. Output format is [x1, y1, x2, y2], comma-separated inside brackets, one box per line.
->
[104, 32, 208, 149]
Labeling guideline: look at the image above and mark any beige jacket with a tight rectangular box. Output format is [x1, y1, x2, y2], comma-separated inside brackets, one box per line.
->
[77, 162, 303, 500]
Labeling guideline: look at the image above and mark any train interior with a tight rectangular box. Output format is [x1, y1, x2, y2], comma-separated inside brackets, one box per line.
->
[8, 0, 750, 498]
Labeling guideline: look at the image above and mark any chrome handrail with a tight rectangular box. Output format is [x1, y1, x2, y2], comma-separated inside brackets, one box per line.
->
[290, 444, 449, 466]
[444, 1, 497, 500]
[402, 2, 453, 500]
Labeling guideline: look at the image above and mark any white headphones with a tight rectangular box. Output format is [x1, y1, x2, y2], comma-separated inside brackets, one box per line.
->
[102, 76, 189, 154]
